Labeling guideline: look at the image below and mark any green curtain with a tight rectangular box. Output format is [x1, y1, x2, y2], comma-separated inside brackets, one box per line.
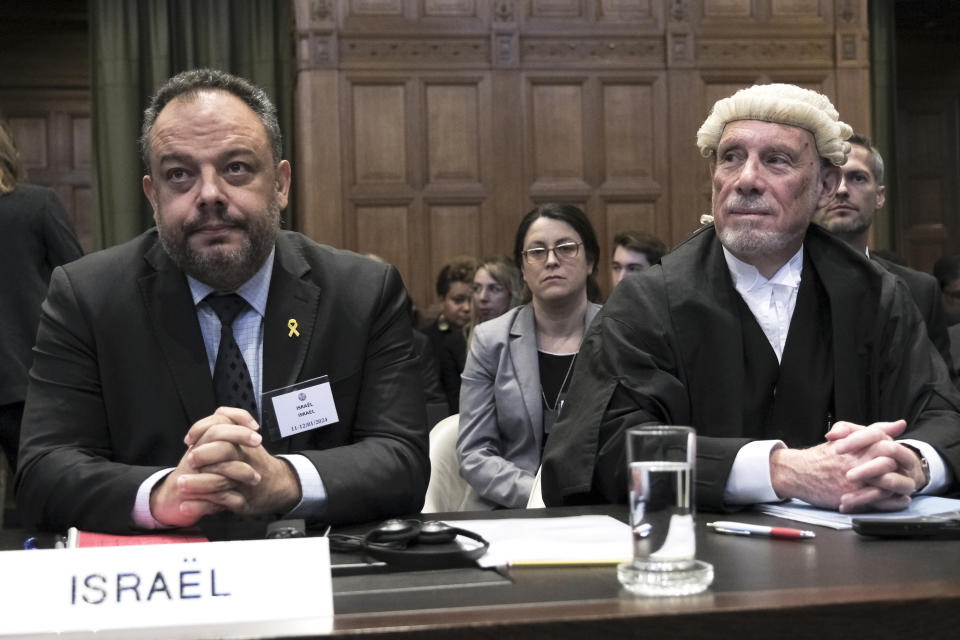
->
[89, 0, 293, 251]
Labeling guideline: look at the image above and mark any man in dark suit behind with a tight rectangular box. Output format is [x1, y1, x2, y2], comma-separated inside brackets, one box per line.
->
[812, 133, 954, 375]
[15, 69, 429, 534]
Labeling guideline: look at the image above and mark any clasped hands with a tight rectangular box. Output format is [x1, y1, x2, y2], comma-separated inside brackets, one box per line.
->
[150, 407, 302, 527]
[770, 419, 927, 513]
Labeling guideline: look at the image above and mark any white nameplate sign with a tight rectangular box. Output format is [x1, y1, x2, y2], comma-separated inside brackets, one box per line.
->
[0, 537, 333, 638]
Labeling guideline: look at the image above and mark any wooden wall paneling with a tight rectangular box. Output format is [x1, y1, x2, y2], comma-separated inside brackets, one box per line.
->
[768, 0, 832, 26]
[351, 82, 411, 188]
[8, 117, 48, 169]
[523, 0, 664, 31]
[342, 0, 489, 27]
[700, 0, 753, 22]
[347, 0, 406, 19]
[293, 70, 343, 247]
[833, 67, 870, 134]
[292, 0, 873, 311]
[338, 0, 490, 71]
[1, 92, 94, 252]
[425, 83, 482, 185]
[428, 202, 483, 268]
[897, 96, 957, 273]
[599, 81, 654, 192]
[698, 0, 832, 28]
[422, 73, 490, 298]
[595, 72, 668, 292]
[894, 1, 960, 264]
[423, 76, 491, 197]
[695, 35, 833, 70]
[343, 74, 422, 300]
[421, 0, 485, 20]
[527, 0, 587, 21]
[596, 0, 663, 26]
[832, 0, 869, 135]
[526, 75, 592, 199]
[489, 69, 527, 255]
[291, 0, 341, 244]
[354, 202, 412, 270]
[666, 69, 709, 248]
[604, 201, 658, 242]
[830, 1, 873, 247]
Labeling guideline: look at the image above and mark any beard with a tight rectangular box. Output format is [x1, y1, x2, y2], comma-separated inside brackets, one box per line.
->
[814, 208, 872, 237]
[157, 198, 280, 291]
[716, 194, 809, 260]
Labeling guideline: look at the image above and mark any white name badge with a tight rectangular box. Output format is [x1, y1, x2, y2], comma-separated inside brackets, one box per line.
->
[266, 376, 341, 439]
[0, 537, 333, 638]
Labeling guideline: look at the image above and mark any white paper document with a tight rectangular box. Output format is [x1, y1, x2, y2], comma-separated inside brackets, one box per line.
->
[447, 515, 633, 568]
[755, 495, 960, 530]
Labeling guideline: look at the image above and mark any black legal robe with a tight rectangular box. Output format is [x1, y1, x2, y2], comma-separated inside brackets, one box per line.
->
[541, 224, 960, 511]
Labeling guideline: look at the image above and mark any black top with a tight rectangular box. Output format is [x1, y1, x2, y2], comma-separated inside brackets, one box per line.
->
[538, 351, 577, 448]
[422, 318, 467, 414]
[538, 351, 576, 414]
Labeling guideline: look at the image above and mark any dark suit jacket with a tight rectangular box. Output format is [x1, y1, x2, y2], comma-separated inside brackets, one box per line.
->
[413, 328, 450, 428]
[423, 319, 467, 414]
[0, 184, 83, 405]
[542, 224, 960, 510]
[873, 255, 954, 376]
[15, 229, 429, 533]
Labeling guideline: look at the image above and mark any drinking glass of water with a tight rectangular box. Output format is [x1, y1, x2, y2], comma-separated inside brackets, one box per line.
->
[617, 425, 713, 596]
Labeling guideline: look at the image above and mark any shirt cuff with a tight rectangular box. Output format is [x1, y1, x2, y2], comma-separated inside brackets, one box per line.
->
[132, 468, 176, 530]
[278, 454, 327, 519]
[899, 438, 951, 495]
[723, 440, 786, 505]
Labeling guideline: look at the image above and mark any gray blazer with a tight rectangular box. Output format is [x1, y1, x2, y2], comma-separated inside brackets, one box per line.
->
[457, 302, 602, 508]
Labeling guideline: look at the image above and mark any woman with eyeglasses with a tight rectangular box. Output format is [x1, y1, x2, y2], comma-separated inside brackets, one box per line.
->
[457, 203, 601, 508]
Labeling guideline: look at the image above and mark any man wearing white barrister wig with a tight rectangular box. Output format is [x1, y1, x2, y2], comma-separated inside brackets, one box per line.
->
[542, 83, 960, 512]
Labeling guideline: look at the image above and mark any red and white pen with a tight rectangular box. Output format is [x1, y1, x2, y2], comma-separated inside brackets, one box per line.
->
[707, 521, 816, 539]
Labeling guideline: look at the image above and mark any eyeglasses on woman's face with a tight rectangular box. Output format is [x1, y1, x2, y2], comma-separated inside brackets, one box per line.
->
[521, 241, 582, 265]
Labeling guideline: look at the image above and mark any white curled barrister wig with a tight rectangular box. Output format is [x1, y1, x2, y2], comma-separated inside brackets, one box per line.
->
[696, 83, 853, 167]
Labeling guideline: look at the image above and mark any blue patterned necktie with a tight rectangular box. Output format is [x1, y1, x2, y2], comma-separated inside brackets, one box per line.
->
[205, 293, 258, 417]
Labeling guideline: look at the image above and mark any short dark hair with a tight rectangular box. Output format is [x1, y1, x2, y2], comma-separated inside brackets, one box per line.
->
[934, 255, 960, 291]
[139, 68, 282, 172]
[436, 256, 477, 298]
[846, 132, 884, 185]
[513, 203, 600, 275]
[612, 229, 667, 265]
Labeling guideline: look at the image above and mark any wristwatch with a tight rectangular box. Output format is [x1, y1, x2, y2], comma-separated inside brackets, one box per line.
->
[902, 444, 930, 492]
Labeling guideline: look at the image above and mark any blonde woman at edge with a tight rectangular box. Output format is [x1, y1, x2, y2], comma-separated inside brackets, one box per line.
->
[466, 254, 527, 343]
[457, 203, 601, 508]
